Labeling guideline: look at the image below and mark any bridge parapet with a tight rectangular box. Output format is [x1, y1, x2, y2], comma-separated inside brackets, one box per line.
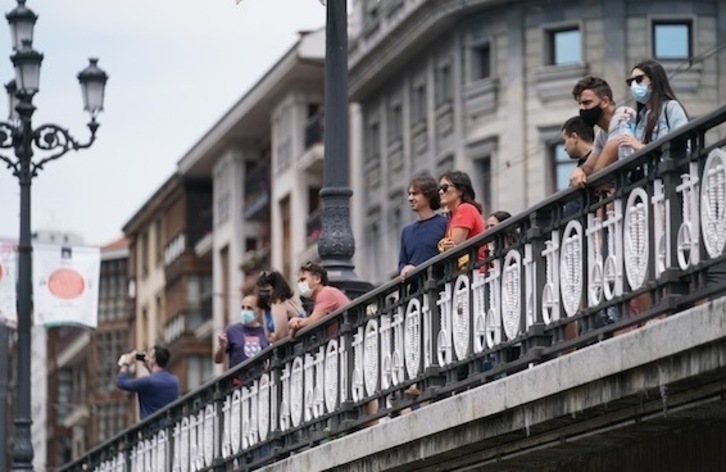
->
[61, 105, 726, 472]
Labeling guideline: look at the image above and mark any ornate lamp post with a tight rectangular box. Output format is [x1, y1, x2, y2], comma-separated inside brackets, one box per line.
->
[0, 1, 108, 470]
[316, 0, 372, 297]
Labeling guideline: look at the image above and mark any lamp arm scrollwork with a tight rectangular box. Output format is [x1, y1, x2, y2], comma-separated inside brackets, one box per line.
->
[31, 121, 99, 173]
[0, 121, 19, 174]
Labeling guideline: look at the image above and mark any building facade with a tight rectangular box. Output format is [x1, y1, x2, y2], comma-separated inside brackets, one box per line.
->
[177, 29, 325, 374]
[123, 174, 214, 393]
[348, 0, 726, 284]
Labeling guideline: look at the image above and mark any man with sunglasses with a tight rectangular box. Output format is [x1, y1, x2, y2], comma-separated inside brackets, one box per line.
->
[569, 76, 636, 188]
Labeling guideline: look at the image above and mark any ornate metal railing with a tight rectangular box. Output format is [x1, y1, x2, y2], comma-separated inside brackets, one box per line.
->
[60, 104, 726, 472]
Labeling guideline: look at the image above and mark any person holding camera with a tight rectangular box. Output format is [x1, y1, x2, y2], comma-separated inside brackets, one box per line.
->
[117, 345, 180, 419]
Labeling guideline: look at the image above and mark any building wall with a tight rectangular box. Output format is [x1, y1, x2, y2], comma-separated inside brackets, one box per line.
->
[271, 89, 324, 283]
[349, 0, 726, 284]
[133, 217, 166, 352]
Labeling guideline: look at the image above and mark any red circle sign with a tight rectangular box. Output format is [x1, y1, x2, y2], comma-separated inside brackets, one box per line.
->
[48, 268, 85, 300]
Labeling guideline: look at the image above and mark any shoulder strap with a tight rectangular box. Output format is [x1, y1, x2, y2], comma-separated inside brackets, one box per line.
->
[665, 101, 670, 129]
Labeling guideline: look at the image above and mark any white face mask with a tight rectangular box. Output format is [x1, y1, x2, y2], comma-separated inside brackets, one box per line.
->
[297, 281, 312, 297]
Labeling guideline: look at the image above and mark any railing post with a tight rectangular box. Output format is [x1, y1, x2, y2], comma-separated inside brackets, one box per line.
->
[659, 134, 691, 308]
[524, 208, 553, 361]
[421, 265, 446, 397]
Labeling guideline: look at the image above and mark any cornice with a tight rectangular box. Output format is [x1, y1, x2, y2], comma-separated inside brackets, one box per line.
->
[349, 0, 512, 101]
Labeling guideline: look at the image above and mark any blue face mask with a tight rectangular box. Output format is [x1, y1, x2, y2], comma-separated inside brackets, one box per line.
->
[240, 309, 256, 325]
[631, 82, 651, 104]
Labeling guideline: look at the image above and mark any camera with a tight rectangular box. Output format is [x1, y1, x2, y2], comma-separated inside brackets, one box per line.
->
[135, 353, 146, 361]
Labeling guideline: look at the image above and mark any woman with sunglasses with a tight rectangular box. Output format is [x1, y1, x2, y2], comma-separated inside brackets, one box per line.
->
[256, 270, 305, 342]
[437, 171, 486, 265]
[619, 59, 688, 152]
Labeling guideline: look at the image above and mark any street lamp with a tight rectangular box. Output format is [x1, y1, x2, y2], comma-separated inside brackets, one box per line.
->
[312, 0, 372, 296]
[0, 1, 108, 471]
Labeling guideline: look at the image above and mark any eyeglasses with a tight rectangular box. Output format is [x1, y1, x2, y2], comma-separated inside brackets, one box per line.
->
[625, 74, 647, 86]
[438, 183, 453, 193]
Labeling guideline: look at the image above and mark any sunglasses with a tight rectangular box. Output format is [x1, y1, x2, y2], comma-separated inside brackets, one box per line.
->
[625, 74, 647, 86]
[438, 183, 454, 193]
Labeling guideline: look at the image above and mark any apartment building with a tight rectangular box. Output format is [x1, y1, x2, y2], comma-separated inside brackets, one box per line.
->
[348, 0, 726, 284]
[177, 29, 325, 374]
[123, 173, 214, 393]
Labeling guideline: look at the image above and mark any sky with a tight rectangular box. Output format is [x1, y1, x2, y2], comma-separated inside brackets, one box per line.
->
[0, 0, 325, 245]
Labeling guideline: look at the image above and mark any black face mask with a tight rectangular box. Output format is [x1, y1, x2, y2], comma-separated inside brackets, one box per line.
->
[579, 105, 603, 127]
[257, 293, 271, 310]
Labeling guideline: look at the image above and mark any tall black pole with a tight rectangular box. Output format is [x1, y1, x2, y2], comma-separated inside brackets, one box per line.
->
[0, 322, 8, 471]
[11, 95, 35, 471]
[318, 0, 372, 298]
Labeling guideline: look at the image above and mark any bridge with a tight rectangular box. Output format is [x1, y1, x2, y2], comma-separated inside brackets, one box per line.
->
[61, 105, 726, 471]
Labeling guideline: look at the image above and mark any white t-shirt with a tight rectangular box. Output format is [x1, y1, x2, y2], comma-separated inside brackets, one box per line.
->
[592, 106, 637, 156]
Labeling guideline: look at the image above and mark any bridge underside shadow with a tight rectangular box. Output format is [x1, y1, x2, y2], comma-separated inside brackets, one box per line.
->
[262, 298, 726, 472]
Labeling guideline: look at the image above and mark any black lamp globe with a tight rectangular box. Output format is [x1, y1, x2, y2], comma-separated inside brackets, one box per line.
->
[77, 58, 108, 119]
[5, 0, 36, 51]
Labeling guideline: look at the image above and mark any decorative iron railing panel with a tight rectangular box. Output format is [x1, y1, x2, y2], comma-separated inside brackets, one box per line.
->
[61, 105, 726, 471]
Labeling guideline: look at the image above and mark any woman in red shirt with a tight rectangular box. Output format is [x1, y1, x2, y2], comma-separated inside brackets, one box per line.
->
[437, 171, 486, 266]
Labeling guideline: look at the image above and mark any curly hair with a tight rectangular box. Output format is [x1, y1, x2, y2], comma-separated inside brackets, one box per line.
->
[408, 173, 441, 210]
[299, 261, 328, 286]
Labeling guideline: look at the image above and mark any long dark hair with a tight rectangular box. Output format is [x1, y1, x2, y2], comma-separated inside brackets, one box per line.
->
[631, 59, 687, 144]
[255, 270, 293, 303]
[439, 170, 483, 214]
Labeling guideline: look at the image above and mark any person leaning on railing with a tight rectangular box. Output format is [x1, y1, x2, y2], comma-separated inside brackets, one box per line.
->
[288, 262, 350, 336]
[256, 270, 305, 342]
[116, 345, 180, 420]
[569, 76, 636, 188]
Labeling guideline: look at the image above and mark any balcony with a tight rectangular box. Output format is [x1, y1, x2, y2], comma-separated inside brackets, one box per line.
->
[163, 301, 213, 346]
[242, 165, 270, 221]
[61, 105, 726, 471]
[304, 112, 323, 149]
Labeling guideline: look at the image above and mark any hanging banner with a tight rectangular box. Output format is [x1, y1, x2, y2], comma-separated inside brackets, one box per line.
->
[0, 241, 17, 325]
[33, 243, 101, 328]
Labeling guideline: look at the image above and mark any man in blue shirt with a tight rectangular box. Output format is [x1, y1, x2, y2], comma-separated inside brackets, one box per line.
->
[117, 345, 180, 420]
[399, 173, 447, 278]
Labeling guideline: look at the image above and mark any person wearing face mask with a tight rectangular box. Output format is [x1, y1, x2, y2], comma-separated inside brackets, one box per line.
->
[618, 60, 688, 153]
[213, 294, 269, 368]
[569, 76, 636, 188]
[288, 262, 350, 335]
[117, 345, 180, 420]
[255, 270, 305, 342]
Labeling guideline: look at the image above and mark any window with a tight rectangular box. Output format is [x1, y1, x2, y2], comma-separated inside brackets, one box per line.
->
[99, 258, 128, 322]
[551, 143, 576, 193]
[475, 157, 492, 217]
[411, 83, 427, 124]
[154, 218, 163, 265]
[471, 43, 491, 81]
[387, 102, 402, 144]
[365, 121, 381, 158]
[435, 63, 452, 105]
[653, 21, 691, 60]
[140, 231, 149, 277]
[549, 28, 581, 65]
[96, 330, 129, 392]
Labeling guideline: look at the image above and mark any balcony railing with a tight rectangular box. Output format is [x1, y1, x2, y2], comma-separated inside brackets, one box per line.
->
[304, 112, 323, 150]
[242, 164, 270, 221]
[60, 105, 726, 472]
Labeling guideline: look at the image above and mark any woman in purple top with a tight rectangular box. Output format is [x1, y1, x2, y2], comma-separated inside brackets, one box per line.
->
[213, 294, 269, 368]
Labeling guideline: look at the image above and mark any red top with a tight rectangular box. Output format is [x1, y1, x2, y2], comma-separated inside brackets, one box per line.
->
[447, 202, 486, 263]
